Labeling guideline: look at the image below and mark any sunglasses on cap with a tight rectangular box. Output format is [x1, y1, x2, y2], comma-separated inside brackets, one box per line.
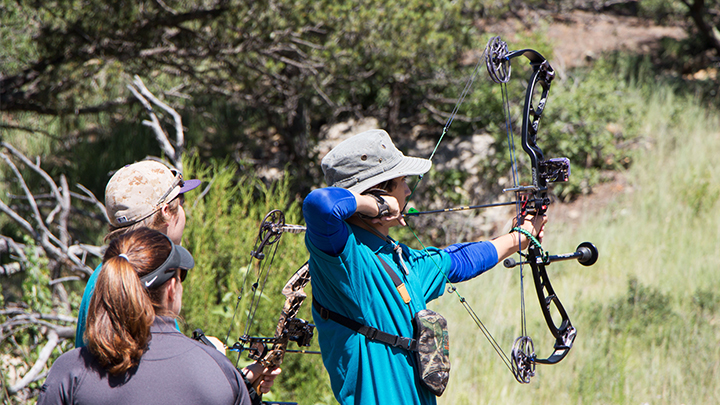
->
[138, 236, 194, 289]
[155, 170, 185, 207]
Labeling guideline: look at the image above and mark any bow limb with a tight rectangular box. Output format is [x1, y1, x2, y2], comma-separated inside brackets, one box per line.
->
[527, 246, 575, 365]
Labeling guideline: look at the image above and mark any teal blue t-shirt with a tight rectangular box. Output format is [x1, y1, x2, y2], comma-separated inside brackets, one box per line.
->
[75, 263, 102, 347]
[307, 223, 450, 405]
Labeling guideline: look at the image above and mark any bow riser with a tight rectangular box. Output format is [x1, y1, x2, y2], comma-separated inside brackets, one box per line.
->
[258, 263, 314, 369]
[519, 55, 555, 217]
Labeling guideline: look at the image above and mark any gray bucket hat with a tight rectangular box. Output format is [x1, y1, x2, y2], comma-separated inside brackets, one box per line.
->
[321, 129, 431, 192]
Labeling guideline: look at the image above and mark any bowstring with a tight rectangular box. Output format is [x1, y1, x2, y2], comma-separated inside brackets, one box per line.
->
[242, 240, 281, 339]
[499, 78, 528, 341]
[400, 39, 526, 377]
[407, 47, 488, 201]
[405, 223, 515, 374]
[224, 221, 282, 347]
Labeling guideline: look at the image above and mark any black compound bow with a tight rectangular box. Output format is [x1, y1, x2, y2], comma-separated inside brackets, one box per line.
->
[407, 36, 599, 384]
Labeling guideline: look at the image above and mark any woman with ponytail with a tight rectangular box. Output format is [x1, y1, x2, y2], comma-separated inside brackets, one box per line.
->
[74, 160, 279, 397]
[38, 228, 251, 405]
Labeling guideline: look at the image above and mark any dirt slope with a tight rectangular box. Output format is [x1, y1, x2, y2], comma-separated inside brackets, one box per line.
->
[481, 9, 687, 75]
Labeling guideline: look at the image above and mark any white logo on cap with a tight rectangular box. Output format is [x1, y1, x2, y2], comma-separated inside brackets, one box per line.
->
[145, 276, 158, 287]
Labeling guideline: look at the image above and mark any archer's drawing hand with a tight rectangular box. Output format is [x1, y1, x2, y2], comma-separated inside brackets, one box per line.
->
[372, 194, 405, 227]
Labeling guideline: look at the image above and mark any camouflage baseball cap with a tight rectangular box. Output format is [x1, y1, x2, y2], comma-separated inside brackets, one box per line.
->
[105, 160, 201, 227]
[322, 129, 431, 192]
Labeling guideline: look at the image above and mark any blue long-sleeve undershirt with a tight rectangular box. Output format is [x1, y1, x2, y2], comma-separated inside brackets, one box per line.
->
[302, 187, 498, 283]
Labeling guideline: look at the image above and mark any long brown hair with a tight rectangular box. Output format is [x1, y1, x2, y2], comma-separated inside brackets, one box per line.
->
[86, 228, 175, 374]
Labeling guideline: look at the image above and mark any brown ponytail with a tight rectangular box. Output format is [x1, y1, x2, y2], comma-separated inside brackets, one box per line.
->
[86, 228, 174, 374]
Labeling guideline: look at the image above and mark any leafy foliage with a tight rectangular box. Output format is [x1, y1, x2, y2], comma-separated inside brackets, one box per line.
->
[1, 0, 480, 194]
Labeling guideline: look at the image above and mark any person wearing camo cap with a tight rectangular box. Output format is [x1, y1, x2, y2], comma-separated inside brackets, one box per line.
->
[302, 129, 547, 405]
[76, 160, 200, 346]
[74, 160, 279, 401]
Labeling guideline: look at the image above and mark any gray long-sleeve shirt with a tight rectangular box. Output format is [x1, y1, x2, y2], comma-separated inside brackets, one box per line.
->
[37, 316, 251, 405]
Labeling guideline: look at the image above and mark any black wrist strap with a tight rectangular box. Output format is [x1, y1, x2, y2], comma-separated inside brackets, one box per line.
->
[364, 188, 390, 218]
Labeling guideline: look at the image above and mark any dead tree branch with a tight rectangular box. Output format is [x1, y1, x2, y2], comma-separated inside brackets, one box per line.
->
[0, 142, 102, 277]
[126, 75, 185, 171]
[7, 329, 57, 395]
[1, 307, 76, 394]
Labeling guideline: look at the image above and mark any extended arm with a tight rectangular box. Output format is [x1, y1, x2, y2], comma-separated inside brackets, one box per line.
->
[444, 214, 546, 282]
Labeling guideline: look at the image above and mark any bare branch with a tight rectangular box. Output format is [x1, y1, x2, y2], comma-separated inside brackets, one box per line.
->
[8, 329, 58, 394]
[0, 309, 77, 324]
[1, 142, 62, 202]
[0, 198, 35, 235]
[192, 178, 215, 210]
[0, 151, 54, 237]
[0, 146, 93, 276]
[49, 276, 82, 285]
[68, 244, 104, 260]
[58, 175, 71, 246]
[75, 184, 110, 224]
[126, 82, 176, 165]
[0, 262, 23, 276]
[127, 75, 185, 171]
[0, 236, 28, 262]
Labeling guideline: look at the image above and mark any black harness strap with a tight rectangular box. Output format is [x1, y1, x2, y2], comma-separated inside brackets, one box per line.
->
[312, 255, 417, 351]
